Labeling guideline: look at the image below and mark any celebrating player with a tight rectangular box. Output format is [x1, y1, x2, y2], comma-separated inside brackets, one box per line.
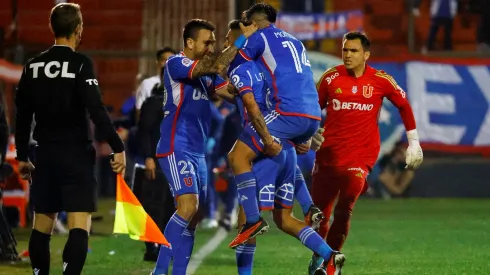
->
[151, 19, 255, 275]
[223, 20, 344, 274]
[227, 3, 323, 246]
[309, 32, 423, 275]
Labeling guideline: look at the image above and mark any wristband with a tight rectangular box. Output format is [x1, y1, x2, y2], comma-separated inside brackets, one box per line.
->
[234, 35, 247, 49]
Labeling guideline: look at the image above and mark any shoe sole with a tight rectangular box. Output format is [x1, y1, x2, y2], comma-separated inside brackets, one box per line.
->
[229, 224, 269, 249]
[313, 268, 327, 275]
[334, 254, 346, 275]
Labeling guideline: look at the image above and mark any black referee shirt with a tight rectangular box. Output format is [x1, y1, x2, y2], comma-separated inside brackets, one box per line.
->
[15, 45, 124, 161]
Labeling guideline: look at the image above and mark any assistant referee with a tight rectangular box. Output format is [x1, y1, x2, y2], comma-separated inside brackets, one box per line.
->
[14, 3, 126, 275]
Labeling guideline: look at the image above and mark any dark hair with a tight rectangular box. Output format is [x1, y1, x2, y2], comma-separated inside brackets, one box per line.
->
[244, 3, 277, 23]
[183, 19, 216, 47]
[343, 31, 371, 51]
[50, 3, 82, 39]
[228, 20, 241, 31]
[156, 47, 176, 60]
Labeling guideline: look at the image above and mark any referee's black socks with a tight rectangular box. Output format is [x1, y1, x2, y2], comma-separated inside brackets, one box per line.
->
[29, 229, 51, 275]
[62, 228, 89, 275]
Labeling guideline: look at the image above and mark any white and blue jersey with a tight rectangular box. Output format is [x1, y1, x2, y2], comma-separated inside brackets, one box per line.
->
[156, 52, 227, 201]
[234, 24, 321, 121]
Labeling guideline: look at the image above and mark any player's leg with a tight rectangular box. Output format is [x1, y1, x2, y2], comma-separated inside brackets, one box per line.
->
[235, 205, 257, 275]
[59, 145, 98, 275]
[29, 146, 59, 275]
[234, 157, 276, 274]
[308, 164, 341, 274]
[326, 166, 368, 251]
[171, 155, 208, 275]
[153, 152, 200, 275]
[201, 158, 217, 229]
[228, 123, 270, 245]
[294, 165, 325, 229]
[218, 166, 237, 231]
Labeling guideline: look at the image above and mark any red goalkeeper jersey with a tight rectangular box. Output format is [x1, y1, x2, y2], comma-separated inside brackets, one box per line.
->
[316, 64, 412, 168]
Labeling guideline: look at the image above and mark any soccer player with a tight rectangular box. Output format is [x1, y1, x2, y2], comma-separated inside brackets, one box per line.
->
[227, 3, 323, 246]
[223, 21, 344, 274]
[15, 3, 126, 275]
[151, 19, 256, 275]
[310, 32, 424, 275]
[227, 60, 344, 275]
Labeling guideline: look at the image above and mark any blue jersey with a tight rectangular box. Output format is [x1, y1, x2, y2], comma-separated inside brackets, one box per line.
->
[235, 24, 321, 120]
[228, 61, 270, 126]
[156, 53, 227, 157]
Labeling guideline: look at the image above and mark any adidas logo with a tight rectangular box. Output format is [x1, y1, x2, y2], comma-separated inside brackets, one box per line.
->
[240, 195, 248, 202]
[335, 88, 342, 94]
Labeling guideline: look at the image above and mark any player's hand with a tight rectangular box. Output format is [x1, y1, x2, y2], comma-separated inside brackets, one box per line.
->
[145, 157, 156, 180]
[111, 152, 126, 175]
[239, 22, 258, 38]
[295, 140, 311, 155]
[263, 141, 282, 157]
[311, 128, 325, 152]
[405, 129, 423, 170]
[18, 161, 35, 180]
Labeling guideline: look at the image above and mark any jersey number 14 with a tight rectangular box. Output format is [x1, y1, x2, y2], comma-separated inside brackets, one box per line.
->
[282, 41, 311, 73]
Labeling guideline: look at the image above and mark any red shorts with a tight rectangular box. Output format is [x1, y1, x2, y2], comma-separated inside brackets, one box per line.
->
[311, 163, 370, 217]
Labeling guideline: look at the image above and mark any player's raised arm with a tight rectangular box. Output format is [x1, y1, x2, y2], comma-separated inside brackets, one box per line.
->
[191, 23, 258, 79]
[376, 70, 423, 170]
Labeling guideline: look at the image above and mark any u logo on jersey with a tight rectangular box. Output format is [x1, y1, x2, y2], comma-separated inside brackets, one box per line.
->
[363, 86, 373, 98]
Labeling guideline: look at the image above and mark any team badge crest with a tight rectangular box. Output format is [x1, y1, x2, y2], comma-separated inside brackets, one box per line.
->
[363, 86, 373, 98]
[352, 86, 358, 94]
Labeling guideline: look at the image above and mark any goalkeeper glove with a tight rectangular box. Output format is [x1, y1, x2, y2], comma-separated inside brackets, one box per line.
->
[405, 129, 423, 170]
[310, 128, 325, 152]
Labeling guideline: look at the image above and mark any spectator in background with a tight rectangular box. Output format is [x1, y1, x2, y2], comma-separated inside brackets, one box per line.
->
[368, 141, 415, 199]
[473, 0, 490, 52]
[414, 0, 458, 52]
[135, 47, 176, 121]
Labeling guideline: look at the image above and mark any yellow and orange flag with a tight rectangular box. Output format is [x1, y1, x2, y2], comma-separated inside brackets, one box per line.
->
[113, 174, 170, 247]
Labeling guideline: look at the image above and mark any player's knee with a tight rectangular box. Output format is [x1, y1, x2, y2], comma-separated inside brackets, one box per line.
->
[176, 194, 199, 220]
[67, 212, 92, 231]
[272, 209, 293, 231]
[333, 207, 353, 222]
[33, 213, 57, 234]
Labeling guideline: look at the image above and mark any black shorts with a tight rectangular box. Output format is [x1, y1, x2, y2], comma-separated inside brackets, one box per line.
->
[31, 144, 97, 213]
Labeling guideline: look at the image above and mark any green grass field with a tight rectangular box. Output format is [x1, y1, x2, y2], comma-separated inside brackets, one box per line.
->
[1, 198, 489, 274]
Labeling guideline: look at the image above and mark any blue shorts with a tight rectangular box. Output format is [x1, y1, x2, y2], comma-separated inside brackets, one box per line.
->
[297, 149, 316, 178]
[239, 110, 320, 155]
[252, 145, 297, 210]
[158, 151, 207, 205]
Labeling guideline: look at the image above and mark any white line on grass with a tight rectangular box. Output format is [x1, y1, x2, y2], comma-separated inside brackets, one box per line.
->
[187, 227, 229, 275]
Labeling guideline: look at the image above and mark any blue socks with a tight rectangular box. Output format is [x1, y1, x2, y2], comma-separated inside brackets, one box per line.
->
[172, 228, 195, 275]
[298, 226, 333, 261]
[236, 244, 256, 275]
[235, 172, 260, 223]
[294, 167, 313, 215]
[153, 213, 189, 275]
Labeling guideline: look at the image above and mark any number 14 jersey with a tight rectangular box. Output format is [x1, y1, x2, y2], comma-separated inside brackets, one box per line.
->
[234, 24, 321, 121]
